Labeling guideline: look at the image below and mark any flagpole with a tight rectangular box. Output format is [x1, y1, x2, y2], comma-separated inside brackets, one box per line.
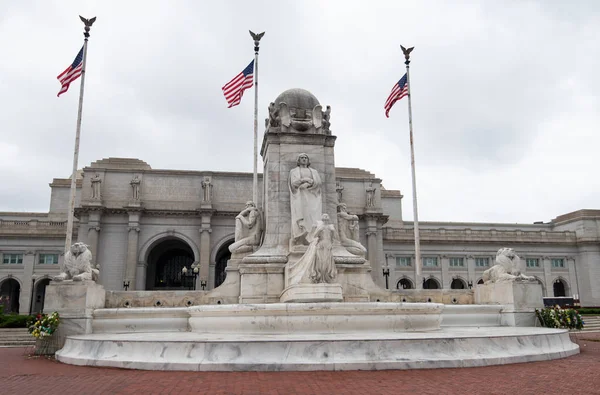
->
[64, 16, 96, 253]
[249, 31, 265, 205]
[401, 45, 422, 288]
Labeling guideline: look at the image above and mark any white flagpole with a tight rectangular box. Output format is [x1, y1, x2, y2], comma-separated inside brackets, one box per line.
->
[64, 16, 96, 253]
[249, 31, 265, 205]
[401, 45, 422, 288]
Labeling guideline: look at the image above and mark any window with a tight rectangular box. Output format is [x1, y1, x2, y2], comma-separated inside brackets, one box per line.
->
[2, 254, 23, 264]
[396, 257, 411, 267]
[449, 257, 465, 267]
[526, 258, 540, 268]
[475, 257, 490, 267]
[39, 254, 59, 264]
[551, 258, 565, 268]
[423, 257, 438, 267]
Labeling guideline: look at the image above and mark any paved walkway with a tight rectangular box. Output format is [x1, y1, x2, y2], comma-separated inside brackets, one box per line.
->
[1, 333, 599, 395]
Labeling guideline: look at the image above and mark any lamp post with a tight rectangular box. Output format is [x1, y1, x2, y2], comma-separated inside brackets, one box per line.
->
[123, 281, 130, 291]
[468, 280, 473, 289]
[382, 258, 390, 290]
[181, 262, 200, 290]
[28, 275, 37, 315]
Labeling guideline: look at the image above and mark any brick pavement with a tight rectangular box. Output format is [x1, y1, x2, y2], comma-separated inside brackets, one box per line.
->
[1, 333, 599, 395]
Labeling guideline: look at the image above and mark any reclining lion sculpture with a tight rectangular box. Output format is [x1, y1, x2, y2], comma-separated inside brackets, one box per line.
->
[482, 247, 535, 284]
[53, 242, 100, 282]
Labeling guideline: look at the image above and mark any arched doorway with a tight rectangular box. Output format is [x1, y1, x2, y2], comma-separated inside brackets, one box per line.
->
[451, 278, 467, 289]
[0, 278, 21, 314]
[146, 239, 194, 290]
[397, 278, 413, 290]
[553, 279, 567, 297]
[477, 279, 484, 285]
[423, 278, 440, 289]
[33, 278, 51, 314]
[214, 240, 234, 288]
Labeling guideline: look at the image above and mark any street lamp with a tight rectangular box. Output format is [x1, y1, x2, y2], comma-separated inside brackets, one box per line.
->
[181, 263, 200, 290]
[123, 281, 130, 291]
[29, 275, 37, 315]
[468, 280, 473, 289]
[382, 258, 390, 290]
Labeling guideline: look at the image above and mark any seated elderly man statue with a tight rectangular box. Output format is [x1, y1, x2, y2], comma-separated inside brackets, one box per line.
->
[482, 247, 535, 284]
[337, 203, 367, 256]
[53, 242, 100, 282]
[229, 201, 262, 254]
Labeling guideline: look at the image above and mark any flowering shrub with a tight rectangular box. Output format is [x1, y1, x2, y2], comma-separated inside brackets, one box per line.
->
[28, 312, 60, 339]
[536, 305, 584, 330]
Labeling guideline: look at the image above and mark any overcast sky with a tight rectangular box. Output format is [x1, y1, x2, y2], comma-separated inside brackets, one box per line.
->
[0, 0, 598, 224]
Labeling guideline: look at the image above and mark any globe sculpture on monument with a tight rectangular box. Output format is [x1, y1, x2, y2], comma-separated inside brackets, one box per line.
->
[54, 88, 579, 372]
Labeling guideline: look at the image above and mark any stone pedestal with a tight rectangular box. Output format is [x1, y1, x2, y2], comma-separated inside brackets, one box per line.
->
[43, 281, 106, 348]
[239, 263, 285, 304]
[280, 283, 343, 303]
[475, 281, 543, 326]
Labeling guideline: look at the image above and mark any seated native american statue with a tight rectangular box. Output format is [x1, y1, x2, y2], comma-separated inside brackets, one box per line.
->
[53, 242, 100, 282]
[482, 247, 535, 284]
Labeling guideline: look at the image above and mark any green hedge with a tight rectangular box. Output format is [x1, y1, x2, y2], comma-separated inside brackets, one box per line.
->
[577, 308, 600, 315]
[0, 313, 32, 328]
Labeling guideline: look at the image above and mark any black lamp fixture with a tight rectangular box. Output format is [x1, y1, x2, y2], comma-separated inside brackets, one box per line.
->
[382, 255, 390, 290]
[468, 280, 473, 289]
[182, 262, 200, 290]
[123, 280, 130, 291]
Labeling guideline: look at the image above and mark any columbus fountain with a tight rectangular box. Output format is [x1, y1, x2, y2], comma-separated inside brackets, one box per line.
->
[48, 89, 578, 371]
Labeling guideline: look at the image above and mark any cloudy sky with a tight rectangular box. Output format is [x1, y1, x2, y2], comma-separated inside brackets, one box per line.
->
[1, 0, 598, 223]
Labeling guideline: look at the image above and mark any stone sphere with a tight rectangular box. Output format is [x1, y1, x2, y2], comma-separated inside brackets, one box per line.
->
[274, 88, 320, 109]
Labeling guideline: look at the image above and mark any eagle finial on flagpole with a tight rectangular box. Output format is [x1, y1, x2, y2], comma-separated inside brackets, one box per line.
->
[79, 16, 97, 38]
[249, 30, 265, 53]
[401, 45, 414, 64]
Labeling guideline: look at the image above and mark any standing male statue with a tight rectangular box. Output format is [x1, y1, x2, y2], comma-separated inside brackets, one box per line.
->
[366, 181, 376, 208]
[91, 174, 102, 200]
[130, 175, 141, 200]
[201, 177, 213, 203]
[289, 153, 322, 247]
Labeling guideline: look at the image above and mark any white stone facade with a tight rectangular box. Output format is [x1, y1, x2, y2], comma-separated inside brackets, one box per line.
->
[1, 157, 599, 312]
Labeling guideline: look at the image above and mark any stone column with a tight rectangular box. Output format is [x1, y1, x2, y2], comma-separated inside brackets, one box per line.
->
[566, 256, 579, 298]
[125, 210, 142, 290]
[365, 215, 382, 287]
[467, 255, 475, 287]
[198, 211, 213, 289]
[22, 251, 35, 315]
[135, 261, 147, 291]
[86, 209, 103, 267]
[441, 255, 450, 289]
[542, 256, 552, 297]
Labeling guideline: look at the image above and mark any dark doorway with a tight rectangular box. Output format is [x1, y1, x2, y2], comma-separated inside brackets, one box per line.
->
[0, 279, 21, 314]
[146, 239, 194, 290]
[451, 278, 467, 289]
[214, 240, 234, 288]
[553, 280, 566, 297]
[33, 278, 51, 314]
[397, 278, 413, 290]
[477, 279, 484, 285]
[423, 278, 440, 289]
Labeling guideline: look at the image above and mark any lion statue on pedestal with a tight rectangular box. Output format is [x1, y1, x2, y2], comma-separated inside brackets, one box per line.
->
[53, 242, 100, 282]
[482, 247, 535, 284]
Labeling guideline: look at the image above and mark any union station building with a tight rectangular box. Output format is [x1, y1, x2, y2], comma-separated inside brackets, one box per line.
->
[1, 156, 598, 314]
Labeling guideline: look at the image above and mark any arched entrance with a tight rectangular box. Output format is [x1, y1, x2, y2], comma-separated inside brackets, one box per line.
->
[553, 279, 567, 297]
[397, 278, 413, 289]
[32, 278, 51, 314]
[423, 278, 440, 289]
[0, 278, 21, 314]
[146, 238, 194, 290]
[214, 240, 234, 288]
[451, 278, 467, 289]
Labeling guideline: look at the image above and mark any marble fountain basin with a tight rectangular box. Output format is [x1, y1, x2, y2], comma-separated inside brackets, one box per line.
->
[55, 302, 579, 371]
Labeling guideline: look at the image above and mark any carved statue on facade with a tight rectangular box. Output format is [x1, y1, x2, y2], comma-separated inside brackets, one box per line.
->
[91, 174, 102, 200]
[286, 214, 338, 285]
[201, 177, 213, 203]
[482, 248, 536, 284]
[289, 153, 322, 247]
[366, 181, 376, 208]
[337, 203, 367, 256]
[53, 242, 99, 282]
[335, 180, 344, 203]
[229, 201, 263, 254]
[130, 175, 141, 200]
[322, 105, 331, 133]
[268, 102, 281, 127]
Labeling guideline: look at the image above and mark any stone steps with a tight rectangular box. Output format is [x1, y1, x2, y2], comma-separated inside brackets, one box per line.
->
[580, 316, 600, 333]
[0, 328, 35, 347]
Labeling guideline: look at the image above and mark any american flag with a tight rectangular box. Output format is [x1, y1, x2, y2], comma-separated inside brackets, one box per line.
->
[384, 73, 408, 118]
[222, 60, 254, 108]
[57, 47, 84, 97]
